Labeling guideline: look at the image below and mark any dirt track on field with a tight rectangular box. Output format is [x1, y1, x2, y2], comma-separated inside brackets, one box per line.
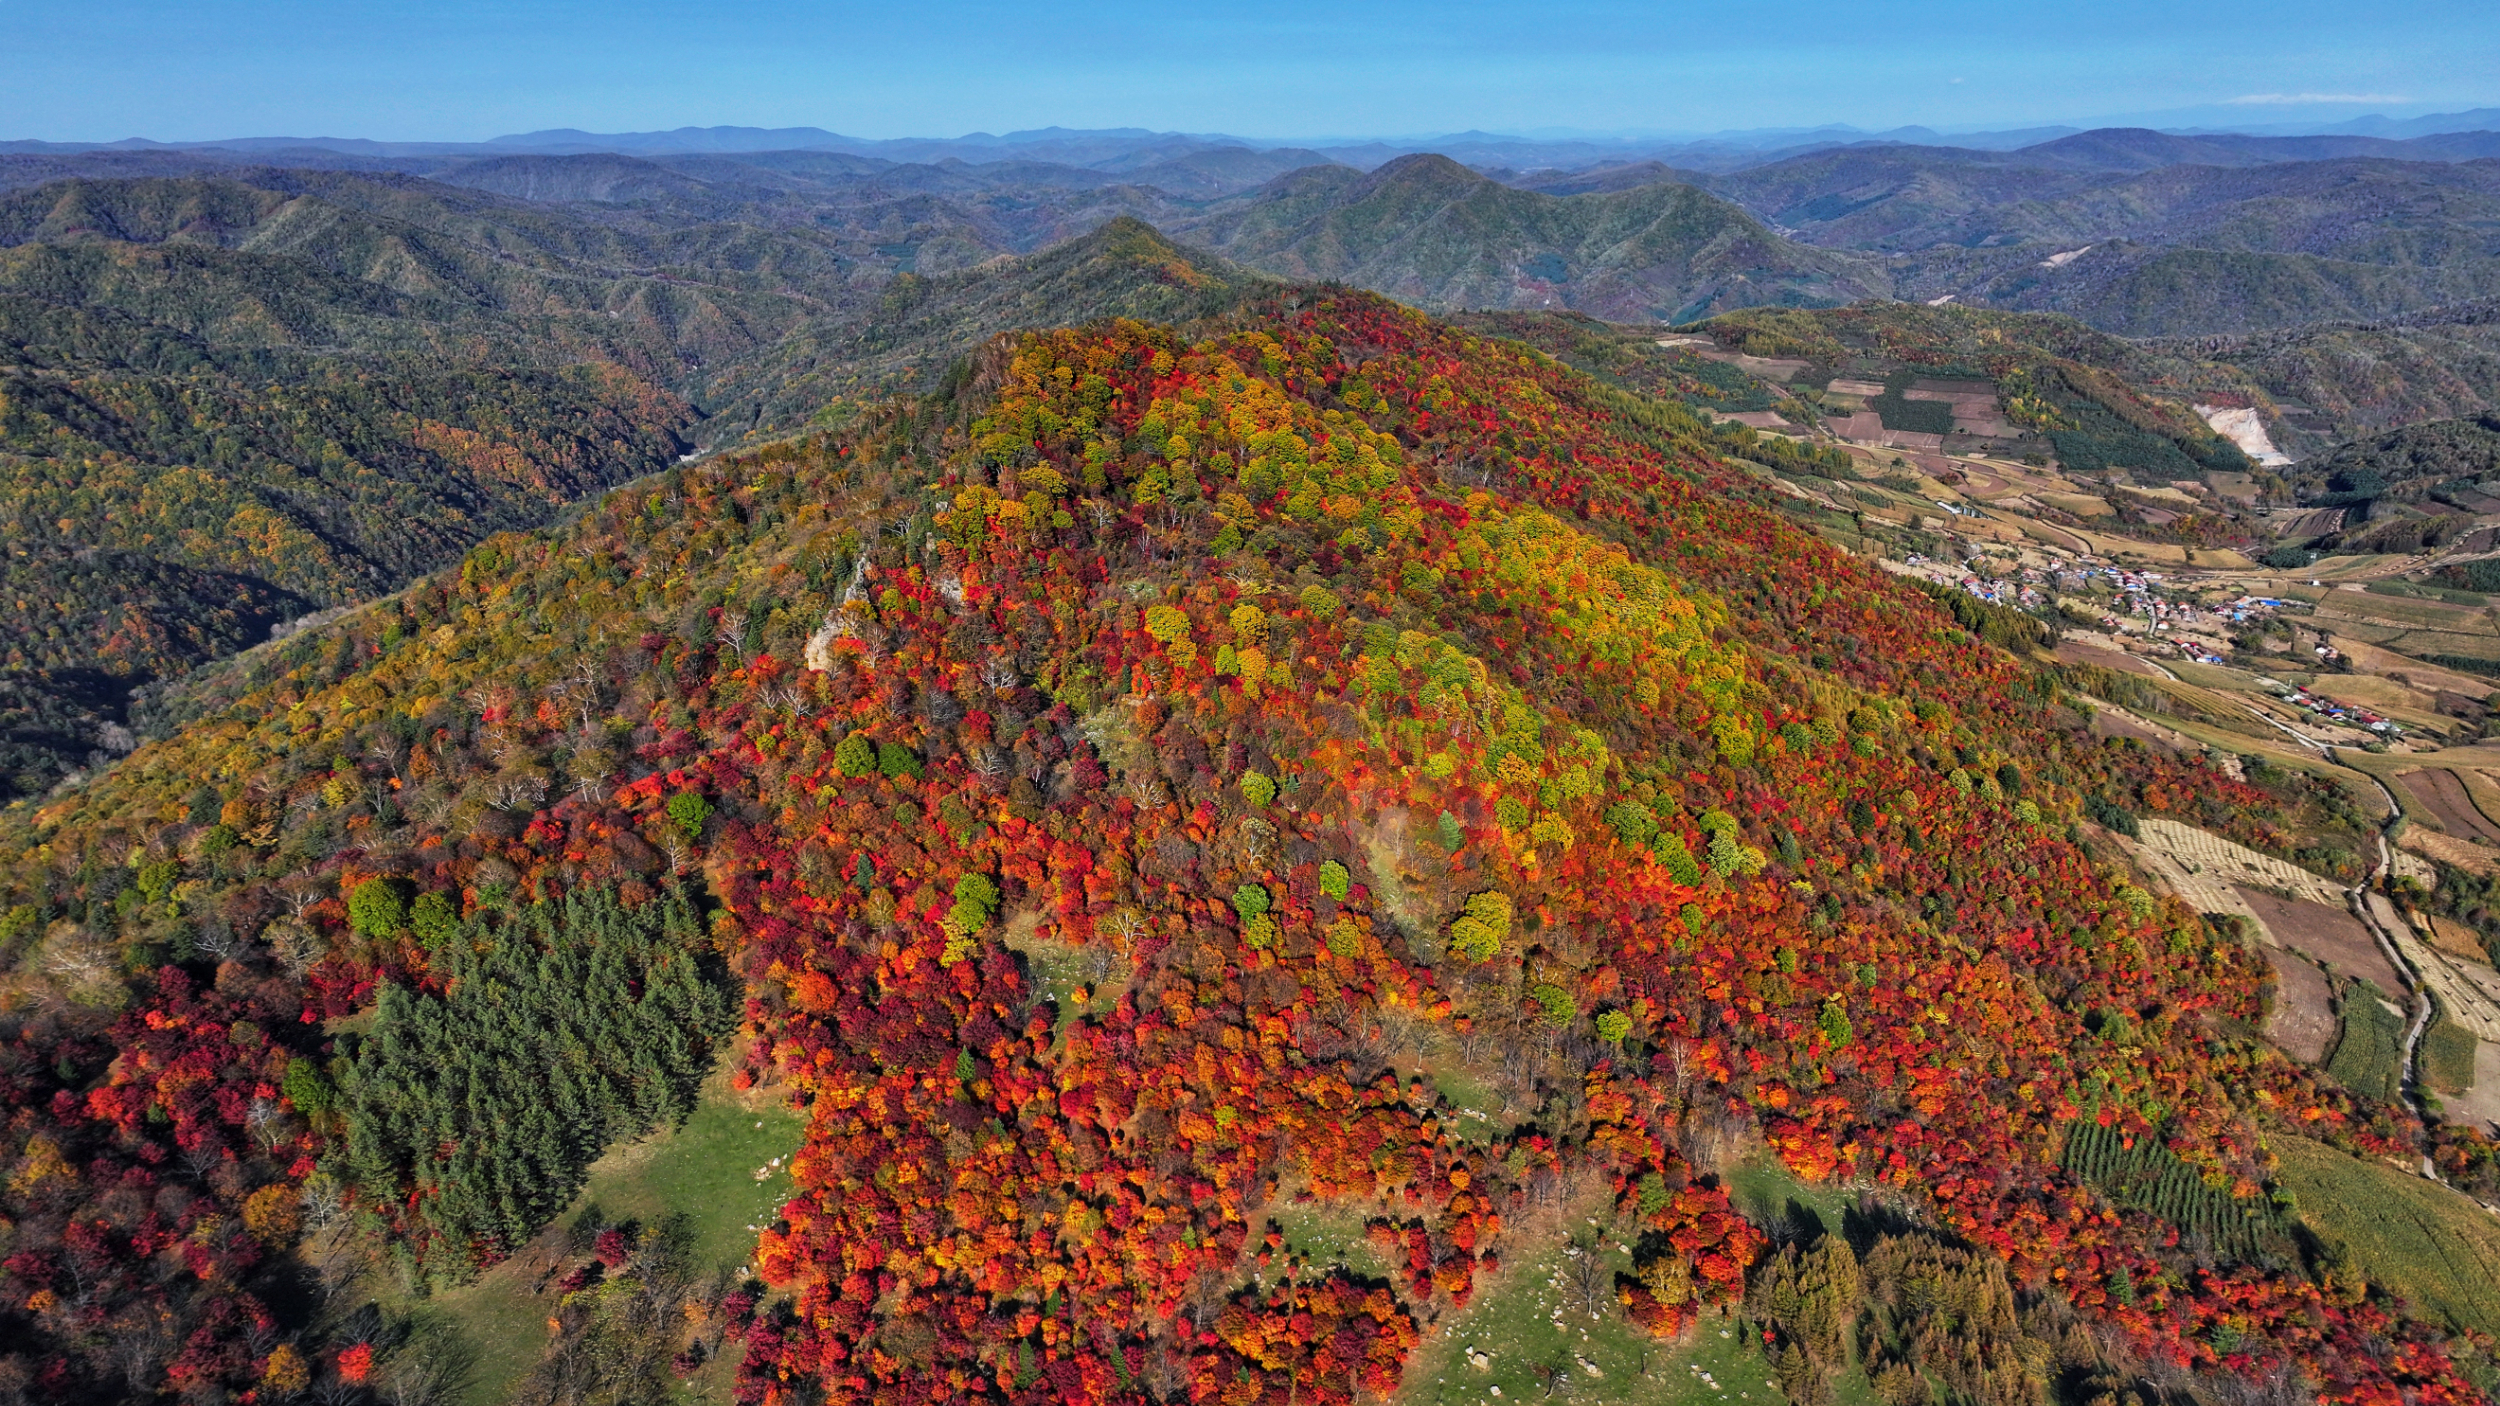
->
[2396, 768, 2500, 847]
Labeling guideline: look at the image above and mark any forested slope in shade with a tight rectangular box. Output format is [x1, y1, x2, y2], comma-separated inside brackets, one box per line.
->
[695, 217, 1281, 437]
[2296, 413, 2500, 498]
[0, 170, 918, 450]
[0, 293, 694, 794]
[1, 287, 2497, 1406]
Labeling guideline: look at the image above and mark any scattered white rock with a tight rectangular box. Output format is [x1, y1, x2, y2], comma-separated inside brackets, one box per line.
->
[2194, 403, 2293, 467]
[1468, 1349, 1492, 1371]
[1578, 1355, 1604, 1378]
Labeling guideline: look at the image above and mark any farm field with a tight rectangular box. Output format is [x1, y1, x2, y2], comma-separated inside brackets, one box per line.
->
[2238, 888, 2404, 994]
[2116, 787, 2500, 1132]
[2274, 1137, 2500, 1340]
[2405, 824, 2500, 876]
[2447, 1041, 2500, 1130]
[2264, 950, 2340, 1063]
[2324, 979, 2408, 1103]
[2395, 767, 2500, 846]
[2053, 640, 2167, 676]
[2315, 592, 2486, 633]
[2088, 705, 2191, 754]
[2131, 816, 2345, 910]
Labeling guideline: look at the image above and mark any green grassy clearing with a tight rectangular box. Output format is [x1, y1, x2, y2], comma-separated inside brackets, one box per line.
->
[1269, 1201, 1392, 1281]
[1721, 1153, 1856, 1242]
[1428, 1067, 1517, 1144]
[406, 1275, 549, 1406]
[407, 1061, 806, 1405]
[2275, 1135, 2500, 1339]
[1397, 1156, 1878, 1406]
[1401, 1213, 1780, 1406]
[575, 1070, 809, 1275]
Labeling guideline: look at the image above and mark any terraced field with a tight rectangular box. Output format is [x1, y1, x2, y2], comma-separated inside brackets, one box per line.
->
[2133, 817, 2347, 911]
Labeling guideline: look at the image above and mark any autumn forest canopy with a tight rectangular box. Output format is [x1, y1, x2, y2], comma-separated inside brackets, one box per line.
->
[3, 146, 2500, 1406]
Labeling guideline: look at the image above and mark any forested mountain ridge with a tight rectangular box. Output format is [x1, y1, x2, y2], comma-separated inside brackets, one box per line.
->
[0, 278, 2491, 1404]
[0, 173, 861, 381]
[2149, 299, 2500, 444]
[699, 216, 1279, 433]
[1702, 149, 2500, 336]
[1705, 144, 2500, 256]
[19, 136, 2500, 346]
[0, 179, 1272, 797]
[1175, 153, 1886, 321]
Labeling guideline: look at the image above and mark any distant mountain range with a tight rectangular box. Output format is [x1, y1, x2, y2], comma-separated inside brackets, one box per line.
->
[10, 106, 2500, 343]
[13, 104, 2500, 172]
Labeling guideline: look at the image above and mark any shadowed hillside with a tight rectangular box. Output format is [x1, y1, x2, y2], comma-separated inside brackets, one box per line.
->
[705, 217, 1278, 432]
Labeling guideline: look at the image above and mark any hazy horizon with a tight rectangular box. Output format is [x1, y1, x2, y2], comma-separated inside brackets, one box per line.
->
[18, 103, 2500, 155]
[7, 0, 2495, 145]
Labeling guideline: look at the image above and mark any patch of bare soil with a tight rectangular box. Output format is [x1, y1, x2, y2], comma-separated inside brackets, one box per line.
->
[2238, 887, 2406, 994]
[2053, 640, 2167, 677]
[2088, 707, 2183, 755]
[2430, 915, 2491, 962]
[2265, 949, 2338, 1064]
[2398, 769, 2500, 847]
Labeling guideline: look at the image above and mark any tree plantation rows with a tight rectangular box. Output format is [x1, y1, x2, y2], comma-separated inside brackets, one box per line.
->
[2058, 1118, 2294, 1265]
[333, 882, 736, 1282]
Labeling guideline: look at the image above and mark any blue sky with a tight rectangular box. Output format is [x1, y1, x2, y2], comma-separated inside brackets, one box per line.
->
[7, 0, 2496, 142]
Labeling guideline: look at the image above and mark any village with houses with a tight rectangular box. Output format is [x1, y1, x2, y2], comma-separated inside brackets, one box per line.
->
[1640, 307, 2500, 1145]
